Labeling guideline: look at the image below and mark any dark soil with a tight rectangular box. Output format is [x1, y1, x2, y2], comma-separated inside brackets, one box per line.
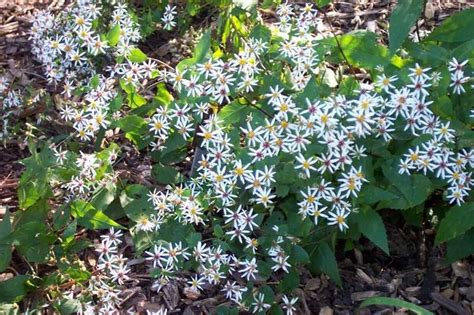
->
[0, 142, 27, 209]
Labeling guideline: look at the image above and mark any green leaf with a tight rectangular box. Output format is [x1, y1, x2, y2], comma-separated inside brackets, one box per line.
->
[315, 0, 331, 7]
[435, 203, 474, 245]
[331, 31, 389, 69]
[0, 208, 12, 240]
[360, 297, 433, 315]
[426, 8, 474, 43]
[446, 228, 474, 263]
[358, 185, 399, 205]
[152, 164, 182, 185]
[0, 209, 12, 272]
[380, 162, 432, 210]
[275, 163, 297, 185]
[176, 57, 195, 73]
[354, 208, 389, 255]
[11, 221, 53, 263]
[155, 83, 173, 106]
[459, 130, 474, 149]
[194, 29, 211, 64]
[230, 13, 248, 37]
[278, 269, 300, 293]
[291, 245, 310, 264]
[128, 48, 148, 63]
[388, 0, 424, 53]
[185, 0, 201, 16]
[0, 244, 11, 273]
[151, 219, 194, 244]
[120, 79, 135, 94]
[129, 93, 147, 108]
[431, 95, 455, 120]
[65, 267, 90, 282]
[185, 232, 202, 247]
[218, 101, 251, 124]
[55, 298, 81, 314]
[452, 39, 474, 60]
[309, 242, 341, 286]
[214, 225, 224, 238]
[0, 275, 33, 303]
[18, 161, 51, 209]
[404, 42, 449, 67]
[250, 24, 271, 44]
[70, 200, 123, 230]
[286, 209, 313, 238]
[116, 115, 147, 133]
[90, 184, 116, 212]
[90, 75, 100, 89]
[107, 24, 121, 47]
[119, 184, 153, 222]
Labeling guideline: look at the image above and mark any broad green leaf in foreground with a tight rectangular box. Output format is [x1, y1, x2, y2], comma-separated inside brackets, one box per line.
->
[193, 29, 211, 64]
[388, 0, 424, 53]
[218, 100, 251, 124]
[128, 47, 148, 63]
[380, 163, 432, 210]
[107, 24, 121, 47]
[354, 208, 389, 255]
[152, 164, 182, 184]
[330, 31, 390, 69]
[435, 202, 474, 245]
[70, 200, 123, 230]
[446, 228, 474, 263]
[0, 209, 12, 272]
[309, 242, 341, 286]
[119, 184, 153, 222]
[0, 275, 33, 303]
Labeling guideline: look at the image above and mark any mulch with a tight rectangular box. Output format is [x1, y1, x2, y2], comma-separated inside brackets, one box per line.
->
[1, 0, 474, 314]
[0, 142, 27, 210]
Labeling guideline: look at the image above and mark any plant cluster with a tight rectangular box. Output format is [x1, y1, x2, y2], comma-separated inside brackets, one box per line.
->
[0, 0, 473, 314]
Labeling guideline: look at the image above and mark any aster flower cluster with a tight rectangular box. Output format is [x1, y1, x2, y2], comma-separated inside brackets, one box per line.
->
[0, 75, 21, 140]
[0, 74, 48, 141]
[75, 3, 438, 312]
[142, 187, 298, 310]
[55, 143, 119, 202]
[73, 228, 168, 314]
[161, 5, 178, 31]
[385, 61, 474, 205]
[0, 76, 21, 110]
[86, 228, 131, 312]
[29, 1, 161, 141]
[29, 1, 141, 85]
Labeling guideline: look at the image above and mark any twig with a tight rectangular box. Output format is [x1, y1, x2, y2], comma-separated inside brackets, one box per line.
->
[243, 96, 273, 118]
[249, 102, 273, 118]
[23, 71, 49, 82]
[431, 292, 471, 315]
[117, 287, 141, 309]
[149, 57, 174, 70]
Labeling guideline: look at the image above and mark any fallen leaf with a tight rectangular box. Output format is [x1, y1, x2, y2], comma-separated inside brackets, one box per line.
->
[304, 278, 321, 291]
[319, 306, 333, 315]
[0, 273, 14, 282]
[452, 262, 470, 279]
